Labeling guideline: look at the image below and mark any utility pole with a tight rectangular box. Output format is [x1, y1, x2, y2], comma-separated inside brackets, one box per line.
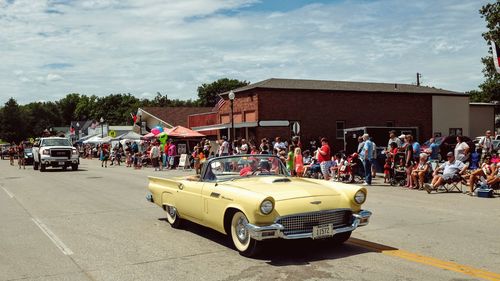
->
[416, 73, 422, 86]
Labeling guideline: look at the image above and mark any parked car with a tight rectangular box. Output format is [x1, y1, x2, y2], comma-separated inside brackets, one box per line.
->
[23, 148, 34, 165]
[421, 136, 474, 161]
[492, 140, 500, 153]
[146, 154, 372, 257]
[0, 145, 11, 160]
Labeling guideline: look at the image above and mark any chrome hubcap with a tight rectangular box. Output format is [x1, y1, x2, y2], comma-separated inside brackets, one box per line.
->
[168, 206, 176, 218]
[236, 216, 248, 243]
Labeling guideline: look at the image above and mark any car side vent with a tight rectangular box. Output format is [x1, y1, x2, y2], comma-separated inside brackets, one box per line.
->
[273, 178, 291, 183]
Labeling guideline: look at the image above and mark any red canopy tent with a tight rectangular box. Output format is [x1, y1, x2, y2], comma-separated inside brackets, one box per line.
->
[141, 132, 156, 140]
[164, 126, 205, 138]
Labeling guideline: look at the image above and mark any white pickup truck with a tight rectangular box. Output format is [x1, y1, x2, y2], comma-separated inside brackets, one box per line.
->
[33, 137, 80, 172]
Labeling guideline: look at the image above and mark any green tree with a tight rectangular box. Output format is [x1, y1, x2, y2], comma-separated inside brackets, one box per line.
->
[478, 2, 500, 101]
[0, 98, 28, 142]
[24, 101, 63, 137]
[197, 78, 250, 107]
[468, 89, 491, 102]
[57, 93, 81, 124]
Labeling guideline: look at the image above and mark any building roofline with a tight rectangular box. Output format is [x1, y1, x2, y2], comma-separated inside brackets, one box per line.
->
[137, 108, 174, 128]
[219, 78, 465, 97]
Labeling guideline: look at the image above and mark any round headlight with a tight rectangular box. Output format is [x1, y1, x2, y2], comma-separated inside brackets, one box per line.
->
[354, 190, 366, 204]
[260, 200, 274, 215]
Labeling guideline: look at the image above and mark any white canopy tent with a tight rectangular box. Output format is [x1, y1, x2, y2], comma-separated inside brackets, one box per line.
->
[113, 131, 142, 141]
[82, 136, 104, 144]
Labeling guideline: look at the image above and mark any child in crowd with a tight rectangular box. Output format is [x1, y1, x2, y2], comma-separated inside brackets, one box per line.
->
[469, 148, 481, 170]
[286, 145, 295, 175]
[193, 146, 202, 174]
[294, 147, 304, 177]
[302, 150, 312, 165]
[329, 153, 342, 180]
[101, 144, 109, 168]
[384, 158, 391, 183]
[279, 150, 287, 165]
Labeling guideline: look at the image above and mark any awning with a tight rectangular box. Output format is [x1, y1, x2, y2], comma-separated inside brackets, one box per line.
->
[192, 122, 258, 132]
[165, 126, 206, 138]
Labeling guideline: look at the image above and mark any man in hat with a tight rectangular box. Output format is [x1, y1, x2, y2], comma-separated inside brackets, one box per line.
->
[424, 152, 467, 193]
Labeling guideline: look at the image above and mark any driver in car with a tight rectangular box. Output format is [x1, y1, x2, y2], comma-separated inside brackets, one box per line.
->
[240, 159, 272, 176]
[239, 159, 258, 176]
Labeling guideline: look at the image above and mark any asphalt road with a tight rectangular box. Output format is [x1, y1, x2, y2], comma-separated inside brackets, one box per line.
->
[1, 159, 499, 281]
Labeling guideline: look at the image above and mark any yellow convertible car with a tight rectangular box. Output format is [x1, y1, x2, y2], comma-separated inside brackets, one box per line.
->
[146, 154, 371, 257]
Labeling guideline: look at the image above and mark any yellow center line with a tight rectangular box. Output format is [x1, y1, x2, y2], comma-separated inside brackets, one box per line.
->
[347, 238, 500, 281]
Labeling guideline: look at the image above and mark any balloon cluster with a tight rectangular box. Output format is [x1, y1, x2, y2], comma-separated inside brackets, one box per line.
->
[151, 126, 163, 135]
[157, 130, 168, 150]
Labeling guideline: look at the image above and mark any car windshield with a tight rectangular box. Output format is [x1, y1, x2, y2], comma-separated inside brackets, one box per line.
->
[42, 139, 71, 146]
[25, 148, 32, 153]
[203, 155, 288, 182]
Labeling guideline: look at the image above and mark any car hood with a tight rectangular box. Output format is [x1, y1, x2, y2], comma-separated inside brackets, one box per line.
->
[219, 176, 341, 201]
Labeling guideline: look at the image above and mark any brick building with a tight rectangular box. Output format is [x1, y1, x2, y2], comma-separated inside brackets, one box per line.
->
[189, 78, 472, 151]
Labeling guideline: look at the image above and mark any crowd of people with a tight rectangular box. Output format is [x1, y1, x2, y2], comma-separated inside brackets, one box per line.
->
[4, 141, 27, 169]
[79, 140, 179, 170]
[4, 128, 500, 197]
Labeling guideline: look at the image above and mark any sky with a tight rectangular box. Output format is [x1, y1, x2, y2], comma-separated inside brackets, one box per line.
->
[0, 0, 492, 104]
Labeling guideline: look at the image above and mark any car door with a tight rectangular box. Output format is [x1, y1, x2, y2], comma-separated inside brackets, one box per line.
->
[175, 179, 204, 221]
[201, 182, 230, 231]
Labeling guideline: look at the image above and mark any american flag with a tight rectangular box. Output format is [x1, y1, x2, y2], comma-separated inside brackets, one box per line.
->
[492, 40, 500, 74]
[213, 96, 226, 112]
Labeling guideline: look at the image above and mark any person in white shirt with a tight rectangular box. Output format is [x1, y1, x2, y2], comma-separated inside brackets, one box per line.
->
[479, 130, 493, 155]
[387, 130, 402, 150]
[454, 136, 470, 162]
[149, 142, 160, 171]
[273, 137, 286, 153]
[240, 139, 249, 154]
[217, 137, 230, 156]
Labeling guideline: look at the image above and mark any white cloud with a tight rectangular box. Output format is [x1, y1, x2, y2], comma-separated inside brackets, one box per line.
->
[0, 0, 491, 104]
[46, 73, 62, 81]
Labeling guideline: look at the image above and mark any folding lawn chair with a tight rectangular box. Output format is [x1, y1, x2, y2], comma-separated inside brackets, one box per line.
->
[441, 174, 465, 193]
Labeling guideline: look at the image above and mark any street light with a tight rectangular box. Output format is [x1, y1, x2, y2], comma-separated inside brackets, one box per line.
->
[100, 117, 104, 138]
[228, 90, 235, 141]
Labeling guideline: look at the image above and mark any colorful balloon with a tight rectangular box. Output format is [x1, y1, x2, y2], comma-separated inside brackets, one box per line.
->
[154, 126, 164, 133]
[158, 132, 168, 144]
[151, 128, 161, 135]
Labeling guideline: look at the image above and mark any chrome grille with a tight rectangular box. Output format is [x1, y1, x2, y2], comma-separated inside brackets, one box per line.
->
[50, 149, 71, 158]
[276, 209, 352, 236]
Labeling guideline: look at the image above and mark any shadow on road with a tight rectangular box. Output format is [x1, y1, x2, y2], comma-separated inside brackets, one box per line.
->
[39, 168, 87, 172]
[158, 218, 393, 265]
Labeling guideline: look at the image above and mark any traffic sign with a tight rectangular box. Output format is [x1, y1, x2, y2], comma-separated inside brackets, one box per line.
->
[292, 121, 300, 135]
[109, 130, 116, 138]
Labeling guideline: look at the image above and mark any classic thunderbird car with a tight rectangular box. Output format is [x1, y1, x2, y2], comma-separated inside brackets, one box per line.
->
[146, 154, 372, 257]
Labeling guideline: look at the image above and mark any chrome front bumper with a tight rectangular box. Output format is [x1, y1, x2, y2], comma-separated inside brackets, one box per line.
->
[40, 156, 79, 166]
[246, 210, 372, 241]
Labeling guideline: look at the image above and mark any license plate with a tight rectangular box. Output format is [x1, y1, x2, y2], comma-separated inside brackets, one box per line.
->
[58, 162, 65, 165]
[312, 224, 334, 239]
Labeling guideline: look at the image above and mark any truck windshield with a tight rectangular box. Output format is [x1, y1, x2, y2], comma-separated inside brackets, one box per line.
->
[42, 139, 71, 147]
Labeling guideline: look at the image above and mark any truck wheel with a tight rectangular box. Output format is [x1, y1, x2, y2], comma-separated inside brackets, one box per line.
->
[34, 161, 39, 170]
[40, 164, 46, 172]
[72, 164, 78, 171]
[230, 211, 261, 257]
